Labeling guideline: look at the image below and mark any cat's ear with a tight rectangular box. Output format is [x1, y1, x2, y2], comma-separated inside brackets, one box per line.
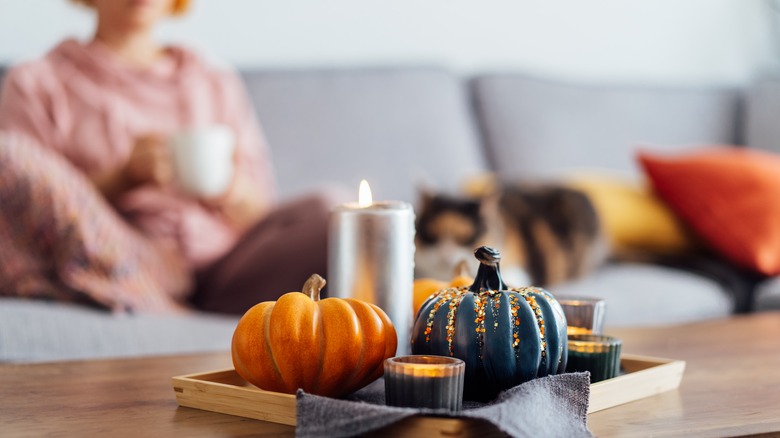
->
[416, 183, 437, 208]
[479, 191, 502, 220]
[462, 172, 500, 198]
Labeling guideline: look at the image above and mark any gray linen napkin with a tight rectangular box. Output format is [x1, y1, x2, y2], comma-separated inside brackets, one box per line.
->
[296, 372, 592, 438]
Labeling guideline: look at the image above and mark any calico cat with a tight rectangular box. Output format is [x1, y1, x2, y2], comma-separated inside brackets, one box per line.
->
[415, 184, 607, 287]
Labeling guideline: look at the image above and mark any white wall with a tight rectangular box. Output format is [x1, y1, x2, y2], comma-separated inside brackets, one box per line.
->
[0, 0, 776, 86]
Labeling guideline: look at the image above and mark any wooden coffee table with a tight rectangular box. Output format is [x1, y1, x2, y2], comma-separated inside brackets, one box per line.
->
[2, 312, 779, 437]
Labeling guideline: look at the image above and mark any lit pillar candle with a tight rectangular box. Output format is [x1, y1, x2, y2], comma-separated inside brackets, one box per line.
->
[328, 180, 416, 355]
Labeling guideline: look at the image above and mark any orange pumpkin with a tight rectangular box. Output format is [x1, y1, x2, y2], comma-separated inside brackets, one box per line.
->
[413, 261, 473, 315]
[231, 274, 397, 398]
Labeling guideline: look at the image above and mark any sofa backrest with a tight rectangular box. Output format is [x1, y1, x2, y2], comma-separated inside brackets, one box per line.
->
[745, 77, 780, 152]
[472, 74, 743, 180]
[241, 68, 488, 202]
[0, 65, 756, 199]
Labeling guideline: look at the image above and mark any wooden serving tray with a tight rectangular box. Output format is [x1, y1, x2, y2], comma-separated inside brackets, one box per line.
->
[172, 353, 684, 430]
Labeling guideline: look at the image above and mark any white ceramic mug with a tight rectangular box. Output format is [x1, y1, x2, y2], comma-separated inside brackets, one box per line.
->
[168, 125, 236, 198]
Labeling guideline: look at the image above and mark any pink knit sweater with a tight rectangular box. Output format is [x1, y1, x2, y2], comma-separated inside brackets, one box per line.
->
[0, 39, 276, 270]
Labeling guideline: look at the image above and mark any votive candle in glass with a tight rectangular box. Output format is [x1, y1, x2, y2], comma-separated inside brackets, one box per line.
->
[566, 334, 622, 383]
[556, 296, 606, 336]
[384, 355, 465, 411]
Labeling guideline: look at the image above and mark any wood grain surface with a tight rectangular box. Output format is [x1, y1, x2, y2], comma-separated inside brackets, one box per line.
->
[1, 312, 779, 437]
[589, 312, 780, 438]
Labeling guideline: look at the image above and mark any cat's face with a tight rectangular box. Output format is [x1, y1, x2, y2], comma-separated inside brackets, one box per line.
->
[414, 193, 486, 280]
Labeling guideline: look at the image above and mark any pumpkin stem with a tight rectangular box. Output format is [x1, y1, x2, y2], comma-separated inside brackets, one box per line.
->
[302, 274, 326, 301]
[469, 246, 507, 293]
[454, 259, 470, 278]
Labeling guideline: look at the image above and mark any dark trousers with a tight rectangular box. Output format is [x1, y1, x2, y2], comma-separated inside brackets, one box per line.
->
[191, 193, 335, 315]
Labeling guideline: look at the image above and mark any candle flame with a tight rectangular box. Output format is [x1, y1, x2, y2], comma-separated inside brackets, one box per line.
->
[358, 179, 373, 207]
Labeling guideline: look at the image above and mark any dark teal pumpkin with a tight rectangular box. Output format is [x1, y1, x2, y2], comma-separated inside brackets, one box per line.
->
[411, 246, 568, 400]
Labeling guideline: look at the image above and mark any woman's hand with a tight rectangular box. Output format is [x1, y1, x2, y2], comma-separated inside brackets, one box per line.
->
[206, 170, 270, 231]
[91, 134, 173, 202]
[123, 134, 173, 187]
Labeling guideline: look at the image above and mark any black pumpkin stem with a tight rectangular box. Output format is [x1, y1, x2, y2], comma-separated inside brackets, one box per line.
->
[469, 246, 508, 293]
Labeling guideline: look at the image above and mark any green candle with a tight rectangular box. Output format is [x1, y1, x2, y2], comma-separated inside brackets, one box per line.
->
[566, 335, 622, 383]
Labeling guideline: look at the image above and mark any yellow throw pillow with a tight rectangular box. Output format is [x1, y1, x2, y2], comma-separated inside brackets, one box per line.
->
[565, 173, 697, 254]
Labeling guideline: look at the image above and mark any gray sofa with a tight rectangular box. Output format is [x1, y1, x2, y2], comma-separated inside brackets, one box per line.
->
[0, 66, 774, 362]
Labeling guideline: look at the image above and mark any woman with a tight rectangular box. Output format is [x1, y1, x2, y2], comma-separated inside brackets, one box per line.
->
[0, 0, 336, 314]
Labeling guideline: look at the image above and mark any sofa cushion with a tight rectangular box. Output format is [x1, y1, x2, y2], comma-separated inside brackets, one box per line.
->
[564, 172, 697, 255]
[551, 263, 732, 328]
[0, 298, 238, 362]
[472, 74, 742, 178]
[242, 68, 488, 203]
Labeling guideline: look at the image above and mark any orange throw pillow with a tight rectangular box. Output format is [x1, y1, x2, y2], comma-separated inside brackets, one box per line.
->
[638, 148, 780, 276]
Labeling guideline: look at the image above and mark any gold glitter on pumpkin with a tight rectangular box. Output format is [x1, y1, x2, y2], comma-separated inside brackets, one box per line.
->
[424, 287, 459, 343]
[420, 283, 561, 372]
[508, 293, 522, 352]
[520, 291, 548, 367]
[444, 288, 467, 356]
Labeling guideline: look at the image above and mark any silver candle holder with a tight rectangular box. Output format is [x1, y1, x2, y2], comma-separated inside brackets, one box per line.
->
[328, 181, 415, 355]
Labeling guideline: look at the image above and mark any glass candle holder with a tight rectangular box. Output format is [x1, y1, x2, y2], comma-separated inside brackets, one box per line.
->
[566, 334, 622, 383]
[384, 355, 465, 411]
[556, 296, 606, 336]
